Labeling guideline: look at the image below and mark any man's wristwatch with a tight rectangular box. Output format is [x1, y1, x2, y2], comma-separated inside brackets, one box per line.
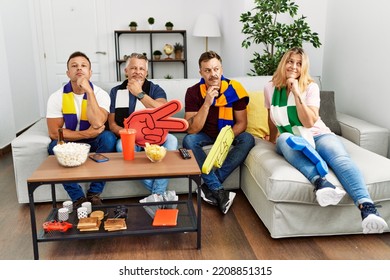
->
[136, 92, 146, 100]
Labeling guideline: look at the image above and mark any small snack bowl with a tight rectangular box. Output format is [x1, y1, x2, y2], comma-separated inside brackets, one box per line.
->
[144, 142, 167, 163]
[53, 142, 91, 167]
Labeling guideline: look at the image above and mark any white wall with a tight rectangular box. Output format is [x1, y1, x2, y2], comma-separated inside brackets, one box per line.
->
[0, 0, 42, 149]
[322, 0, 390, 157]
[0, 14, 16, 149]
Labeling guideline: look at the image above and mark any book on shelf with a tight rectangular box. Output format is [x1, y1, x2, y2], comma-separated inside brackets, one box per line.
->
[152, 209, 179, 227]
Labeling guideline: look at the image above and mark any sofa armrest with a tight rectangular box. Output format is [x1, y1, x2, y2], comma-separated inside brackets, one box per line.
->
[337, 112, 389, 157]
[11, 118, 51, 203]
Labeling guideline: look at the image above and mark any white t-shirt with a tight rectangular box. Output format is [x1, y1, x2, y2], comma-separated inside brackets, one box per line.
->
[264, 81, 331, 136]
[46, 83, 110, 131]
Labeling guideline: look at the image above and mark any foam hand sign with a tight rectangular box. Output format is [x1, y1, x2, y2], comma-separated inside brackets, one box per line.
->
[124, 99, 188, 147]
[286, 135, 328, 177]
[202, 125, 234, 174]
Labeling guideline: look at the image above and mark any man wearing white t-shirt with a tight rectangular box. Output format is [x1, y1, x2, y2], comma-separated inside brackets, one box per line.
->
[46, 51, 116, 208]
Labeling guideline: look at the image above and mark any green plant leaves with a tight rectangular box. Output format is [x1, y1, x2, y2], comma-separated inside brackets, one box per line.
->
[240, 0, 321, 75]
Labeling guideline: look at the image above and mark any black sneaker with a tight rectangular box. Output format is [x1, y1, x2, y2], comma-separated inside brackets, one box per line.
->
[360, 202, 388, 234]
[196, 184, 218, 206]
[212, 189, 236, 214]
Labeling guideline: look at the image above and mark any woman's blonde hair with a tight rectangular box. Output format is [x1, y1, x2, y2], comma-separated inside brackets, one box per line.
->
[272, 47, 314, 92]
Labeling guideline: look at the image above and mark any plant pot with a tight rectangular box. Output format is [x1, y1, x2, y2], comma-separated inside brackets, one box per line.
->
[153, 55, 161, 60]
[174, 51, 182, 60]
[130, 26, 137, 31]
[166, 27, 173, 31]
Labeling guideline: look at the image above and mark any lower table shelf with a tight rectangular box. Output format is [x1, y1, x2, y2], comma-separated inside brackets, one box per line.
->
[27, 151, 202, 260]
[39, 200, 198, 241]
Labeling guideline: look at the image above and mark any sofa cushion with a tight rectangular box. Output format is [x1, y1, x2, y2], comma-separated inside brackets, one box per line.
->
[320, 91, 341, 135]
[246, 91, 269, 139]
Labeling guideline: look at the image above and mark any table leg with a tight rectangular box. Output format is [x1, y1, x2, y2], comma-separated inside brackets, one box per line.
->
[197, 180, 202, 249]
[50, 183, 57, 208]
[28, 183, 39, 260]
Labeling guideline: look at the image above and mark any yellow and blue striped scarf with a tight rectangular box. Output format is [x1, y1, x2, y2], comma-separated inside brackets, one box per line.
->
[200, 76, 249, 131]
[62, 81, 91, 131]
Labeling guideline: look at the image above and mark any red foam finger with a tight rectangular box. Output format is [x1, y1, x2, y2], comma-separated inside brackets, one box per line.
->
[150, 99, 182, 120]
[123, 100, 188, 147]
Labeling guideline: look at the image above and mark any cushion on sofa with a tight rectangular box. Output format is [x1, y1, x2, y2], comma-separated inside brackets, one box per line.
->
[319, 91, 341, 135]
[246, 91, 269, 139]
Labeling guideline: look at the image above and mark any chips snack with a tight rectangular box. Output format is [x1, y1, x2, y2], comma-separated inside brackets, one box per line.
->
[145, 142, 167, 162]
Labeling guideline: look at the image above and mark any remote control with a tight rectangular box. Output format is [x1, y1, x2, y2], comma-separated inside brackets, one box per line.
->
[179, 148, 191, 159]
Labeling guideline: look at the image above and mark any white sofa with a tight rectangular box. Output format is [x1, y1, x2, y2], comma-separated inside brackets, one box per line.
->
[12, 76, 390, 238]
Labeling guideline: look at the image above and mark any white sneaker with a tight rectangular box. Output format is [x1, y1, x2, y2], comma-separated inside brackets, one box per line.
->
[139, 194, 163, 218]
[316, 187, 346, 207]
[362, 215, 389, 234]
[162, 190, 178, 209]
[139, 193, 163, 203]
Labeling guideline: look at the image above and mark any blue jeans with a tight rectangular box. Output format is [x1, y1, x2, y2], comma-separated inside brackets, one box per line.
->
[116, 133, 178, 195]
[48, 130, 117, 201]
[276, 132, 372, 206]
[183, 131, 255, 191]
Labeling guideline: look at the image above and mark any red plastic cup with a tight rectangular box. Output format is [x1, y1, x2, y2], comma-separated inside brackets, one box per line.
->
[119, 129, 136, 160]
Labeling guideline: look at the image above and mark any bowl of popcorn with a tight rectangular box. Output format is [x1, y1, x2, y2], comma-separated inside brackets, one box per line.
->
[53, 142, 91, 167]
[144, 142, 167, 163]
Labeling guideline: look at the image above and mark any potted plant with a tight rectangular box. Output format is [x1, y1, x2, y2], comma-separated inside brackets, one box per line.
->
[148, 17, 155, 30]
[129, 21, 138, 31]
[164, 74, 173, 79]
[173, 42, 183, 59]
[153, 50, 162, 60]
[240, 0, 321, 75]
[165, 21, 174, 31]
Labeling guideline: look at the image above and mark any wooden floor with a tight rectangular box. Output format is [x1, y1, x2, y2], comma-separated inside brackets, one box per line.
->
[1, 151, 390, 260]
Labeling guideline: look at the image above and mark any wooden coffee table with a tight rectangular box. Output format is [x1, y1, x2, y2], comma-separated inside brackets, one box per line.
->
[27, 150, 202, 260]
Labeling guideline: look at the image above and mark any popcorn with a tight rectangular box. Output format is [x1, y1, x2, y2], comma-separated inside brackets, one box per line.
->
[144, 142, 167, 162]
[53, 142, 91, 167]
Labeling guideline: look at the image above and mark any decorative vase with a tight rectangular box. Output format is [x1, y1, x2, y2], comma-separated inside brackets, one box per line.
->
[174, 51, 182, 60]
